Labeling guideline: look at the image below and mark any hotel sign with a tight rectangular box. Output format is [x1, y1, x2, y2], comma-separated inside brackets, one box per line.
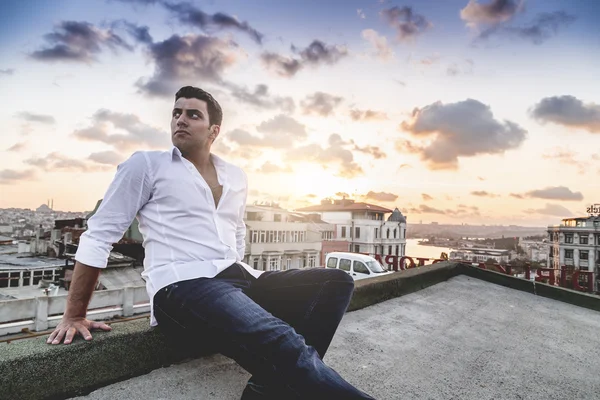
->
[587, 204, 600, 216]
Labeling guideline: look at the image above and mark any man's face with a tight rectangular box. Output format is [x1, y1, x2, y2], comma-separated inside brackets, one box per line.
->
[170, 97, 216, 152]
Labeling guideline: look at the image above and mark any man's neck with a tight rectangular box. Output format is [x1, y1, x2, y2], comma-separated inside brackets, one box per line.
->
[181, 147, 212, 173]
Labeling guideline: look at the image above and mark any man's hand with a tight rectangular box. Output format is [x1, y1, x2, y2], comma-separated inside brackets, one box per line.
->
[46, 317, 112, 345]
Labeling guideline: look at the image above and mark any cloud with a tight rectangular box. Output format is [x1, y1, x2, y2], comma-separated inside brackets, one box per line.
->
[226, 115, 307, 150]
[409, 204, 445, 215]
[460, 0, 522, 28]
[525, 186, 583, 201]
[30, 21, 132, 63]
[530, 95, 600, 133]
[422, 193, 433, 201]
[306, 193, 318, 199]
[228, 83, 295, 112]
[73, 109, 169, 150]
[357, 9, 366, 19]
[361, 29, 393, 60]
[471, 190, 499, 197]
[260, 53, 302, 78]
[7, 142, 27, 152]
[526, 203, 573, 217]
[349, 108, 388, 121]
[380, 6, 432, 41]
[261, 40, 347, 78]
[117, 20, 153, 44]
[163, 2, 263, 44]
[256, 161, 293, 174]
[24, 153, 111, 172]
[351, 142, 387, 159]
[88, 151, 126, 165]
[136, 34, 240, 97]
[363, 191, 398, 202]
[510, 193, 524, 199]
[111, 0, 159, 4]
[257, 114, 307, 137]
[286, 134, 364, 178]
[542, 148, 589, 174]
[17, 112, 56, 124]
[0, 69, 14, 76]
[335, 192, 350, 198]
[0, 169, 36, 185]
[399, 99, 527, 169]
[446, 59, 474, 76]
[301, 92, 343, 116]
[478, 11, 576, 45]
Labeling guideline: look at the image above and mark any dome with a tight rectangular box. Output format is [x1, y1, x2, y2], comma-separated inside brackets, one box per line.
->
[388, 208, 406, 223]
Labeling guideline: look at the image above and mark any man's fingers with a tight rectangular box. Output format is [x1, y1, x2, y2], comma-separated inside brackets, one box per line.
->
[47, 329, 59, 344]
[63, 327, 78, 345]
[79, 326, 93, 341]
[91, 321, 112, 331]
[51, 329, 67, 345]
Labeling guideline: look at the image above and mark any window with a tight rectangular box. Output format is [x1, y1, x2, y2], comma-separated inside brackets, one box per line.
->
[393, 229, 397, 239]
[595, 221, 599, 228]
[251, 231, 258, 243]
[259, 231, 266, 243]
[580, 250, 589, 260]
[253, 258, 259, 269]
[339, 259, 351, 272]
[354, 245, 360, 253]
[268, 231, 274, 243]
[403, 229, 406, 238]
[9, 272, 19, 287]
[247, 212, 262, 221]
[353, 261, 370, 274]
[286, 258, 291, 270]
[268, 258, 279, 271]
[396, 245, 399, 256]
[565, 249, 574, 259]
[23, 271, 31, 286]
[308, 256, 316, 267]
[293, 231, 299, 242]
[565, 234, 573, 244]
[0, 272, 8, 288]
[300, 231, 306, 242]
[355, 227, 360, 238]
[580, 235, 589, 245]
[341, 227, 346, 238]
[375, 228, 378, 239]
[388, 245, 392, 255]
[274, 214, 281, 222]
[327, 257, 338, 268]
[387, 229, 390, 239]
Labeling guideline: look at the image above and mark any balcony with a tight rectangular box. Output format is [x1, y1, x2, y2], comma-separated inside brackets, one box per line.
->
[579, 260, 589, 268]
[565, 258, 574, 266]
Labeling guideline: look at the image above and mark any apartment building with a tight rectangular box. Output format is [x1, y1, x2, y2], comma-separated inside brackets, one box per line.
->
[296, 198, 407, 260]
[242, 204, 332, 271]
[548, 216, 600, 289]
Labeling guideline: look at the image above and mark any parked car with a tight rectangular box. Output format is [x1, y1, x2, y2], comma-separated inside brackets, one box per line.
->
[325, 252, 393, 280]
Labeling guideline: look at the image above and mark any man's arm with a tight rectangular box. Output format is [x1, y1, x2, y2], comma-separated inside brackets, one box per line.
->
[46, 261, 111, 345]
[48, 152, 153, 345]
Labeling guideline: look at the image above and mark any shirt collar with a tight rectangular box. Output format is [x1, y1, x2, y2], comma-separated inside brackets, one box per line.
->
[170, 146, 229, 184]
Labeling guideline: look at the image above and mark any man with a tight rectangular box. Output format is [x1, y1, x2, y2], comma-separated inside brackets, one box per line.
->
[47, 86, 375, 399]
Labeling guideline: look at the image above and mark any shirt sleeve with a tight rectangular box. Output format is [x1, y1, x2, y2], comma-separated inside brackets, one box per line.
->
[236, 171, 248, 261]
[75, 152, 153, 268]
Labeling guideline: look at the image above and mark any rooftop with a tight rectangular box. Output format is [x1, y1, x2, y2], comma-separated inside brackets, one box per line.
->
[72, 275, 600, 400]
[3, 263, 600, 400]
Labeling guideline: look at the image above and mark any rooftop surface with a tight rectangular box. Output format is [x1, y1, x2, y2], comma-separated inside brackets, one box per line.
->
[70, 275, 600, 400]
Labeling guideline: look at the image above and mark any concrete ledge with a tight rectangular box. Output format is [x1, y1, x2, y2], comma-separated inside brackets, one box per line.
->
[535, 282, 600, 312]
[458, 263, 536, 294]
[348, 262, 461, 311]
[1, 262, 461, 400]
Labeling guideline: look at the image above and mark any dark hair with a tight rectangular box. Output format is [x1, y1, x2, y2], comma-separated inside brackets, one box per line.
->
[175, 86, 223, 126]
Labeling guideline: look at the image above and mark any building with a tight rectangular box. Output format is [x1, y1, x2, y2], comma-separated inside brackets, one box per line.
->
[449, 247, 512, 264]
[243, 204, 330, 271]
[518, 238, 550, 263]
[547, 215, 600, 290]
[296, 198, 407, 262]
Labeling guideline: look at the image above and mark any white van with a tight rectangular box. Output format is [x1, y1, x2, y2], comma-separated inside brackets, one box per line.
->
[325, 252, 393, 281]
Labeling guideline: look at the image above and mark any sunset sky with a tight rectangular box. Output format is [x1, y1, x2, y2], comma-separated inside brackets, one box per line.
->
[1, 0, 598, 226]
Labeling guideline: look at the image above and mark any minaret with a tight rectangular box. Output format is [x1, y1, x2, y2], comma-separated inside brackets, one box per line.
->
[51, 199, 54, 210]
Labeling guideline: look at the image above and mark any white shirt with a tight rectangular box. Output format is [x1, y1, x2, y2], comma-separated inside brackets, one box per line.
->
[75, 146, 263, 326]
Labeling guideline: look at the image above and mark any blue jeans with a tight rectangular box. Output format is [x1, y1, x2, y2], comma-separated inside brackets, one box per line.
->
[153, 264, 375, 399]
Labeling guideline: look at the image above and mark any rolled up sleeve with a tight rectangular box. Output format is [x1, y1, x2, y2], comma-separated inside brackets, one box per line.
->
[75, 152, 152, 268]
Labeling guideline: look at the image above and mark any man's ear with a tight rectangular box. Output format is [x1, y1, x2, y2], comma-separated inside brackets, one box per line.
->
[210, 125, 220, 140]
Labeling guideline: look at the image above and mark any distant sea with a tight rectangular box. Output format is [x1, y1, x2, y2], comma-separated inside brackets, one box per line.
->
[404, 238, 453, 261]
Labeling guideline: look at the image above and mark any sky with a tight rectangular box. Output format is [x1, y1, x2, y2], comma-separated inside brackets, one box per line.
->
[0, 0, 599, 227]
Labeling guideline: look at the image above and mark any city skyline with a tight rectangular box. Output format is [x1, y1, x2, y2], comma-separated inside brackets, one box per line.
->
[1, 0, 599, 227]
